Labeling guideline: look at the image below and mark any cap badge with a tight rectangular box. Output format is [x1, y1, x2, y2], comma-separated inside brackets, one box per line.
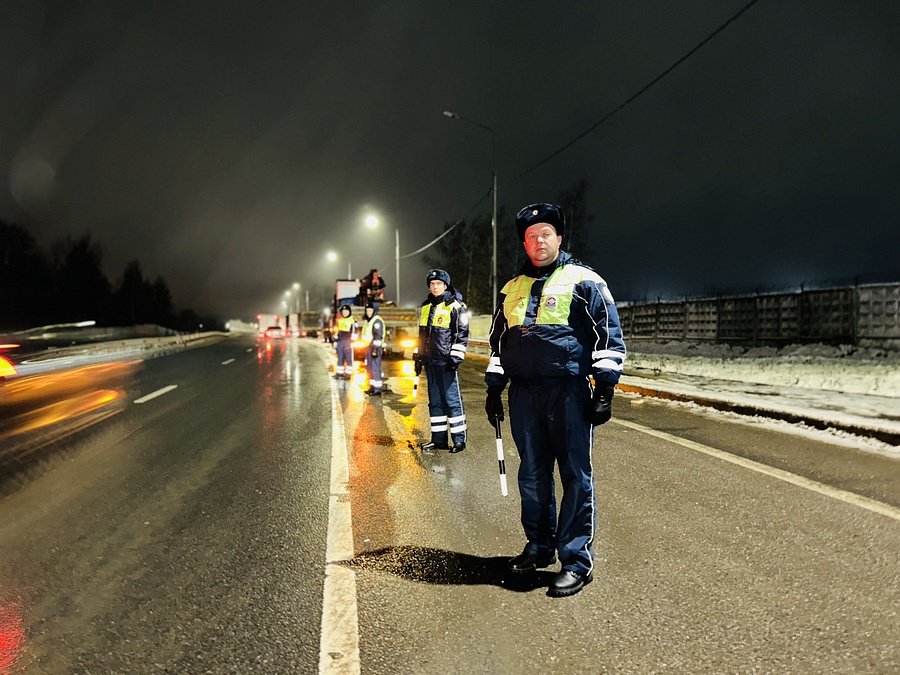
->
[532, 209, 538, 216]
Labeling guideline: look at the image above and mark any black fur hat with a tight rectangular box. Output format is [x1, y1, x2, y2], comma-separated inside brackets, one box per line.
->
[425, 269, 451, 286]
[515, 203, 566, 241]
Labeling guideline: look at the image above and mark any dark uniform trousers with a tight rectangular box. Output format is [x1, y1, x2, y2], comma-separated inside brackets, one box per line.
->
[508, 376, 595, 575]
[365, 349, 383, 391]
[424, 363, 466, 447]
[335, 338, 353, 377]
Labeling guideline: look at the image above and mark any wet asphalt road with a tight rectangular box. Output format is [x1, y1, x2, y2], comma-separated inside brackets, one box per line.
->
[1, 335, 898, 673]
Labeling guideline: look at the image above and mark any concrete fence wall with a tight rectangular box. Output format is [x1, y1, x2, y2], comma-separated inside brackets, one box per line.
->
[618, 282, 900, 348]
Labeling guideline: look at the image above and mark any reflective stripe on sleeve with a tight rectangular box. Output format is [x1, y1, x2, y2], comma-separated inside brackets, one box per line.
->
[593, 358, 624, 373]
[486, 356, 504, 375]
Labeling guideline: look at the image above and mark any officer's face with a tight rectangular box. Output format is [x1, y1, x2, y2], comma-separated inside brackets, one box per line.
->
[365, 308, 374, 318]
[429, 280, 447, 297]
[523, 223, 562, 267]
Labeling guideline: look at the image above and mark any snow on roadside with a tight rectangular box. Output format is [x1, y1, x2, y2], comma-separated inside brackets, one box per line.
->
[626, 340, 900, 397]
[621, 392, 900, 459]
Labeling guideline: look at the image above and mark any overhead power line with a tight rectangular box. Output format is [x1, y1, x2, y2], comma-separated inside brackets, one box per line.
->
[376, 188, 492, 271]
[514, 0, 763, 182]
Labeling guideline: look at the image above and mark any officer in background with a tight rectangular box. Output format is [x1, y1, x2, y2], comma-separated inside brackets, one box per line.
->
[361, 302, 386, 395]
[334, 303, 357, 380]
[484, 203, 626, 597]
[415, 269, 469, 453]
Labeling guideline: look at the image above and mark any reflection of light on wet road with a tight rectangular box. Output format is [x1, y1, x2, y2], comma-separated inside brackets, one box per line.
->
[256, 340, 288, 366]
[0, 600, 27, 671]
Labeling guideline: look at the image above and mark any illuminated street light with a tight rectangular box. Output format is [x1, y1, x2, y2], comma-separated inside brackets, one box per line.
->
[443, 109, 498, 307]
[326, 251, 351, 278]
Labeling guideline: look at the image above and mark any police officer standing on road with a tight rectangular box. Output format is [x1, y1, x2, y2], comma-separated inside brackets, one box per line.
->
[484, 203, 626, 597]
[415, 269, 469, 453]
[334, 304, 357, 380]
[361, 302, 386, 396]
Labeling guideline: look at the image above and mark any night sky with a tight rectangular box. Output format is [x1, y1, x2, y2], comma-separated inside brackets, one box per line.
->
[2, 1, 898, 319]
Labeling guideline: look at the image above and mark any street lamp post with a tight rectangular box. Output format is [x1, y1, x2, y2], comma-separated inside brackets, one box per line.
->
[443, 110, 498, 307]
[395, 227, 400, 307]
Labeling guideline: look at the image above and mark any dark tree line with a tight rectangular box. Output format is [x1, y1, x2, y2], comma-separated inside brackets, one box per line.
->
[424, 180, 596, 314]
[0, 220, 213, 332]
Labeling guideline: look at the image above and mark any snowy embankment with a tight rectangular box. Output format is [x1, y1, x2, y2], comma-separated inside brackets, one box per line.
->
[625, 341, 900, 398]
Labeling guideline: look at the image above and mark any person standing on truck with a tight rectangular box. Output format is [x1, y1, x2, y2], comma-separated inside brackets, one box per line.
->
[334, 304, 357, 380]
[360, 268, 386, 305]
[484, 202, 626, 598]
[414, 269, 469, 453]
[361, 302, 386, 396]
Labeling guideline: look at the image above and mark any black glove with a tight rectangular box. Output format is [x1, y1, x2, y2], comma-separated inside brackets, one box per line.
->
[445, 361, 459, 372]
[414, 358, 423, 376]
[586, 382, 615, 425]
[485, 386, 505, 422]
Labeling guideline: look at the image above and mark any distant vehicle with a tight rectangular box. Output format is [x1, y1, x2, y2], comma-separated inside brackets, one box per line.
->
[259, 325, 285, 340]
[287, 312, 303, 337]
[257, 313, 284, 338]
[301, 311, 321, 338]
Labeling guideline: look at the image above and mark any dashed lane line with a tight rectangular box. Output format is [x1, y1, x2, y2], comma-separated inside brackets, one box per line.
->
[614, 418, 900, 523]
[133, 385, 178, 404]
[318, 367, 360, 674]
[221, 358, 235, 365]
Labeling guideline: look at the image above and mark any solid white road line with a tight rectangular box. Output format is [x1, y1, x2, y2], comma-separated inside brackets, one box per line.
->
[221, 358, 235, 365]
[319, 372, 360, 674]
[133, 385, 178, 404]
[614, 418, 900, 523]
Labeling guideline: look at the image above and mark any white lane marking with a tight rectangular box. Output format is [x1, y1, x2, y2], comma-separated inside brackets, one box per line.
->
[133, 385, 178, 404]
[319, 369, 360, 674]
[221, 358, 235, 365]
[614, 418, 900, 523]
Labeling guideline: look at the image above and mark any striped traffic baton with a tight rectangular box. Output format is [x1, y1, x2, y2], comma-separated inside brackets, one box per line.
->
[493, 417, 508, 497]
